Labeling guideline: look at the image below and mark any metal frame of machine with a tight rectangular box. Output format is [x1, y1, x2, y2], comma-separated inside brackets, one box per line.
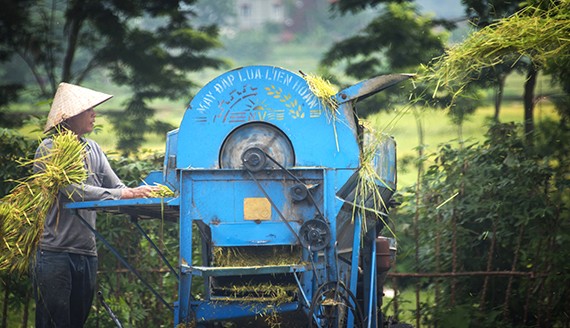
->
[66, 65, 412, 327]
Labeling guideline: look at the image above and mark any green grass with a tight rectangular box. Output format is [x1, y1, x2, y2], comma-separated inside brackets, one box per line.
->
[366, 99, 559, 188]
[383, 286, 435, 325]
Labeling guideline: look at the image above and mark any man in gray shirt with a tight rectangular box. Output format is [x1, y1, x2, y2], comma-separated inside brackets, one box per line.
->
[33, 83, 158, 328]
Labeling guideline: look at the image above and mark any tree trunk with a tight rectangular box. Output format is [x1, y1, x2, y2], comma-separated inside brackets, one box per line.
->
[2, 279, 8, 328]
[61, 3, 86, 83]
[524, 65, 538, 140]
[21, 291, 30, 328]
[494, 74, 506, 121]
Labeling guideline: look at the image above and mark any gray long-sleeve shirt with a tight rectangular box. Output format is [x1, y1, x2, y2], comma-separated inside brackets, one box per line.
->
[34, 137, 126, 256]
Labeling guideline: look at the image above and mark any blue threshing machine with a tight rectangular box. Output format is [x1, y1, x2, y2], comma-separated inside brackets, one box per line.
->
[66, 65, 412, 327]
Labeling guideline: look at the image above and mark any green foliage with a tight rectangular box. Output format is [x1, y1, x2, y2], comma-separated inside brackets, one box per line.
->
[0, 128, 37, 196]
[322, 2, 446, 77]
[92, 211, 179, 327]
[321, 2, 454, 117]
[0, 129, 36, 328]
[423, 0, 570, 107]
[0, 0, 226, 154]
[395, 121, 570, 327]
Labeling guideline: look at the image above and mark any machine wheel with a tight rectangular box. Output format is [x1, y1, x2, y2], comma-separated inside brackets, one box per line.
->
[299, 219, 331, 252]
[219, 122, 295, 170]
[308, 281, 365, 328]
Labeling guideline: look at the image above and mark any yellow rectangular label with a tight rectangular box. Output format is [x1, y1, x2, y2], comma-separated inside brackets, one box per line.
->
[244, 198, 271, 221]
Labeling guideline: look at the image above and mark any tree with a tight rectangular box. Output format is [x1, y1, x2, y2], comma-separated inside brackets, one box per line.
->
[460, 1, 525, 121]
[395, 121, 570, 327]
[323, 2, 446, 79]
[453, 0, 569, 137]
[320, 1, 451, 117]
[0, 0, 226, 153]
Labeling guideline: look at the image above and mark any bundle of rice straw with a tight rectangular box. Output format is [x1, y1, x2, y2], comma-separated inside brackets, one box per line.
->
[421, 0, 570, 102]
[0, 131, 87, 273]
[303, 73, 339, 112]
[303, 73, 341, 150]
[149, 183, 175, 198]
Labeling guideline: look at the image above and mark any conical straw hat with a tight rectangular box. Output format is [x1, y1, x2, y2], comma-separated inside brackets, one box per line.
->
[44, 82, 113, 133]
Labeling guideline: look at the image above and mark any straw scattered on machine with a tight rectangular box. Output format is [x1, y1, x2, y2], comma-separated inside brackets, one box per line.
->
[303, 73, 341, 150]
[355, 124, 397, 237]
[148, 183, 175, 198]
[216, 282, 296, 303]
[421, 0, 569, 103]
[303, 73, 339, 112]
[0, 131, 87, 273]
[215, 281, 296, 328]
[213, 246, 302, 267]
[303, 73, 397, 236]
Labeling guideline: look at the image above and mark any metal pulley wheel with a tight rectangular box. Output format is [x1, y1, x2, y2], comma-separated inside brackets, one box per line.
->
[220, 122, 295, 170]
[290, 183, 308, 202]
[308, 281, 365, 328]
[299, 219, 331, 252]
[241, 147, 267, 172]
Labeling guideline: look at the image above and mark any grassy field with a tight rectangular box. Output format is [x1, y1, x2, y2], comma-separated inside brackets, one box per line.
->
[368, 99, 559, 188]
[383, 286, 436, 325]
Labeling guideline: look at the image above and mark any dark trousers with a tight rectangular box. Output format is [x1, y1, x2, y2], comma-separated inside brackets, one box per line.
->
[33, 250, 98, 328]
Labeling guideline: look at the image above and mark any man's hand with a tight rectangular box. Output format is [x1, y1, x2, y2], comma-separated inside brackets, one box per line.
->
[120, 185, 161, 199]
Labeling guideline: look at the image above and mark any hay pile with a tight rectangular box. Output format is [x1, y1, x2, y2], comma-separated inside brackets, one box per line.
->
[0, 131, 87, 273]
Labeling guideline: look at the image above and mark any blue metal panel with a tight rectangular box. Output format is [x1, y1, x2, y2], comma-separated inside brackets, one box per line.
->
[64, 197, 179, 222]
[334, 73, 414, 104]
[176, 65, 360, 169]
[178, 174, 194, 324]
[163, 129, 180, 190]
[143, 171, 164, 186]
[65, 197, 178, 209]
[323, 169, 338, 282]
[192, 301, 299, 322]
[180, 168, 324, 247]
[209, 223, 299, 246]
